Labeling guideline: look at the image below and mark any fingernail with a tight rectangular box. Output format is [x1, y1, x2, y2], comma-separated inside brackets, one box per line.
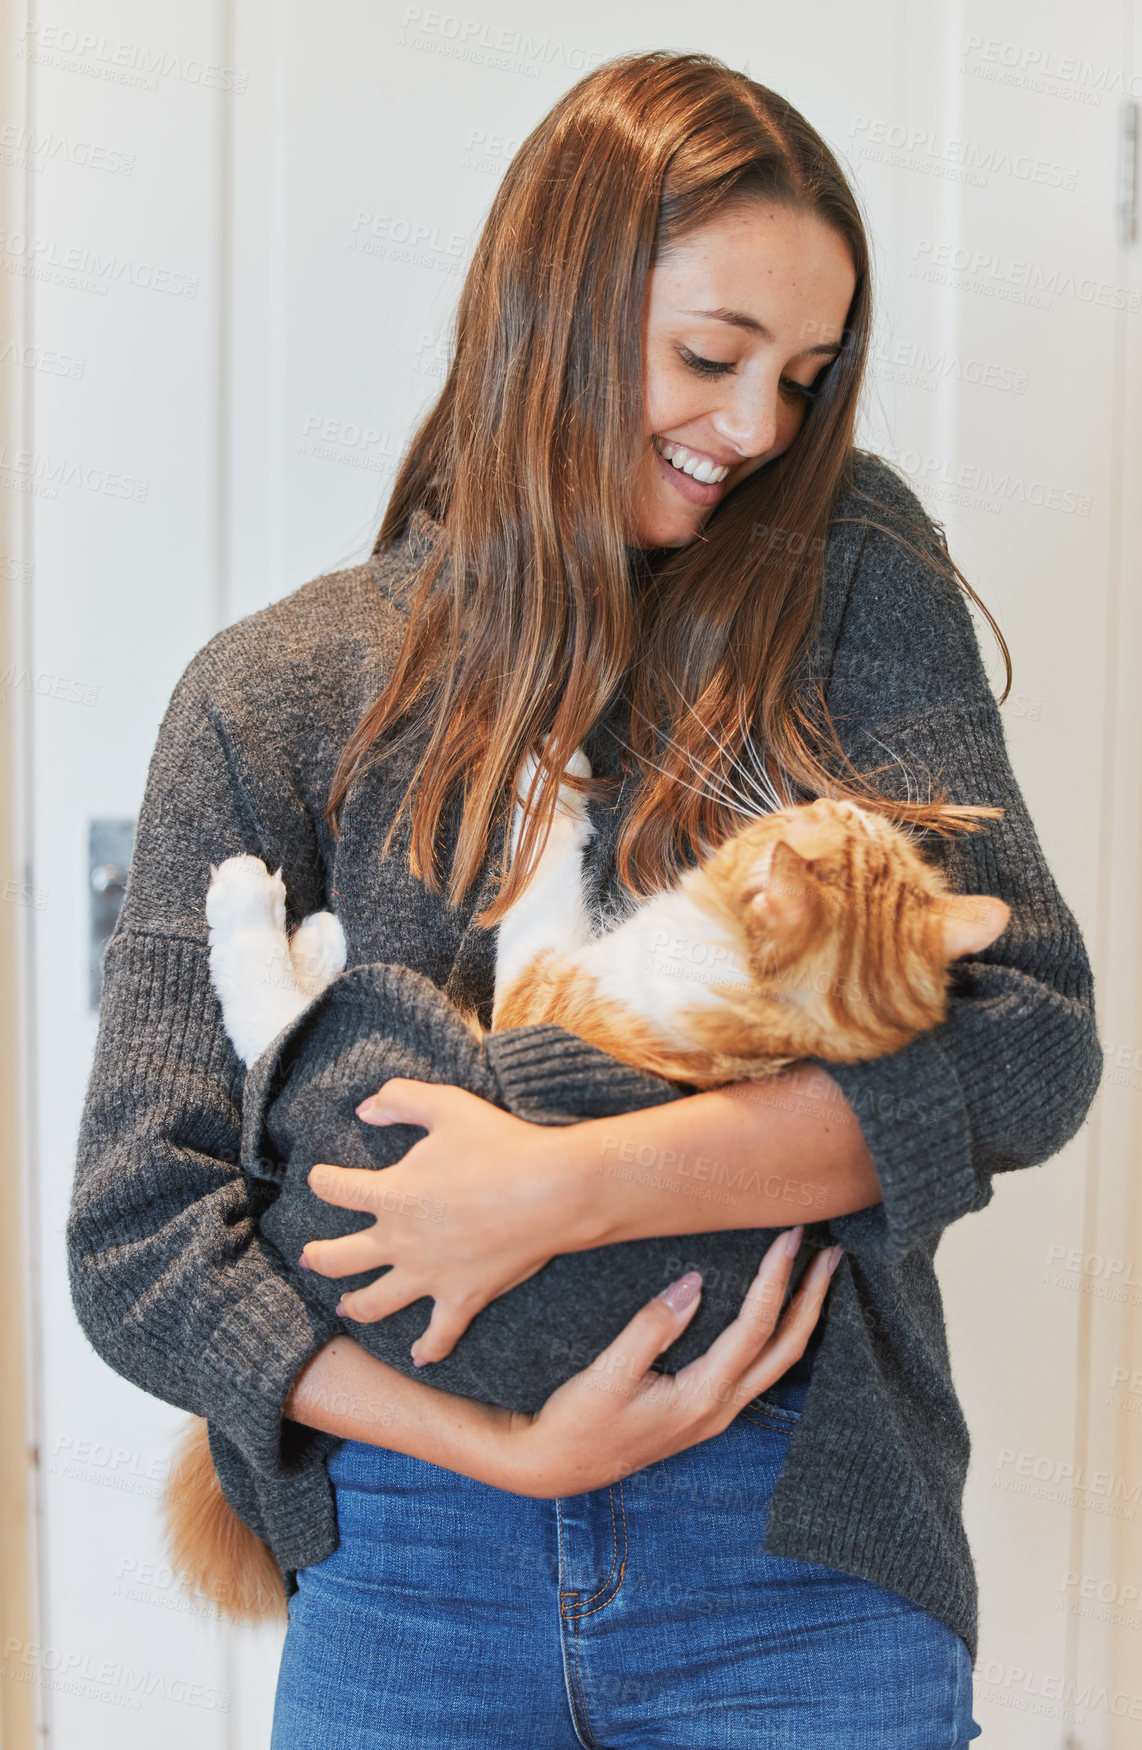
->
[356, 1098, 392, 1121]
[335, 1298, 348, 1317]
[657, 1271, 701, 1312]
[782, 1224, 804, 1259]
[298, 1253, 311, 1271]
[827, 1246, 844, 1275]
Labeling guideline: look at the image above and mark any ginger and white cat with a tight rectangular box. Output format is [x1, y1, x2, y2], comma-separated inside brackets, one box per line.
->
[205, 744, 1009, 1083]
[166, 745, 1009, 1619]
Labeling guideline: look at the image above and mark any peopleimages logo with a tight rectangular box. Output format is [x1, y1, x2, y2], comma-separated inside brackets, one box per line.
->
[873, 336, 1028, 396]
[17, 21, 249, 93]
[1042, 1242, 1142, 1307]
[0, 445, 148, 503]
[960, 33, 1142, 104]
[849, 117, 1078, 190]
[975, 1660, 1142, 1724]
[0, 230, 199, 299]
[881, 444, 1092, 519]
[993, 1447, 1139, 1518]
[397, 7, 606, 76]
[1, 1639, 231, 1713]
[0, 123, 135, 176]
[909, 238, 1141, 314]
[1059, 1569, 1142, 1630]
[347, 211, 467, 276]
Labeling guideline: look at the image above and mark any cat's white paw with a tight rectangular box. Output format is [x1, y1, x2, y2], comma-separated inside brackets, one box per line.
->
[206, 855, 287, 935]
[514, 742, 592, 811]
[289, 910, 347, 996]
[558, 746, 593, 811]
[511, 742, 594, 862]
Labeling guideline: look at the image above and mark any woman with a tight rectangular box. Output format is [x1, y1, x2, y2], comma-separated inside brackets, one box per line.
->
[69, 50, 1100, 1748]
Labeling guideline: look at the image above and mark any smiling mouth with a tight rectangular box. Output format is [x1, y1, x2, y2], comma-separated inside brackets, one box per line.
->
[652, 435, 733, 483]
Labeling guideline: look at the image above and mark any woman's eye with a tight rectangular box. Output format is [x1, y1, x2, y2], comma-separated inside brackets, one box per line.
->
[678, 346, 735, 378]
[780, 377, 820, 405]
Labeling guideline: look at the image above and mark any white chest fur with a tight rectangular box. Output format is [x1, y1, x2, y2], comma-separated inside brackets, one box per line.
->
[572, 880, 751, 1045]
[492, 745, 751, 1044]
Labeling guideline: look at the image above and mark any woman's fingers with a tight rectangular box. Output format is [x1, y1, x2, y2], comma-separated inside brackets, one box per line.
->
[409, 1274, 706, 1379]
[732, 1246, 839, 1405]
[335, 1268, 423, 1325]
[574, 1270, 706, 1405]
[300, 1228, 390, 1278]
[671, 1231, 838, 1417]
[308, 1162, 391, 1213]
[409, 1299, 482, 1368]
[408, 1258, 552, 1365]
[679, 1227, 803, 1388]
[355, 1077, 474, 1128]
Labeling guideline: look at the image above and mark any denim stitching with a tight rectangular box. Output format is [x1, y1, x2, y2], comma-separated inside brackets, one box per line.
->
[558, 1485, 631, 1749]
[569, 1622, 603, 1750]
[572, 1482, 629, 1617]
[739, 1402, 801, 1430]
[556, 1500, 598, 1750]
[574, 1483, 624, 1610]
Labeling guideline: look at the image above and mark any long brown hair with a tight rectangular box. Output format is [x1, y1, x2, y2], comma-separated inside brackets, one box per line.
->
[326, 50, 1010, 926]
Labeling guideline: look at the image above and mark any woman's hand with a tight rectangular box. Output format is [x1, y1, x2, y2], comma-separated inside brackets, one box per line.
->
[287, 1228, 840, 1498]
[500, 1230, 840, 1497]
[300, 1068, 869, 1370]
[302, 1079, 591, 1365]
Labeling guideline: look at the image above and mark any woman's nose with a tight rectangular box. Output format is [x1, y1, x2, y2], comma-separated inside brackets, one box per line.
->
[710, 382, 779, 460]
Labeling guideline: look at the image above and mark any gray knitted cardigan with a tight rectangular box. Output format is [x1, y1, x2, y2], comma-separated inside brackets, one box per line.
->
[67, 452, 1101, 1659]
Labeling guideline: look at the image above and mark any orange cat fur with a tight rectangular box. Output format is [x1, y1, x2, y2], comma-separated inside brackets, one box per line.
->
[492, 795, 1010, 1086]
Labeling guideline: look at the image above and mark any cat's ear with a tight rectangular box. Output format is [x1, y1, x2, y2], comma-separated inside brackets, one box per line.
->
[750, 840, 817, 928]
[937, 894, 1011, 960]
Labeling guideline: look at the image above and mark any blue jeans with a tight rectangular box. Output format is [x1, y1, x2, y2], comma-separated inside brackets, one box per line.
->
[271, 1375, 981, 1748]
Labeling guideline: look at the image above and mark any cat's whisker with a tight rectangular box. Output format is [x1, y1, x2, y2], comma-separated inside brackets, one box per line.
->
[613, 723, 762, 822]
[732, 760, 783, 817]
[753, 747, 792, 810]
[630, 692, 779, 822]
[655, 678, 785, 819]
[739, 737, 789, 812]
[867, 732, 917, 811]
[621, 707, 760, 818]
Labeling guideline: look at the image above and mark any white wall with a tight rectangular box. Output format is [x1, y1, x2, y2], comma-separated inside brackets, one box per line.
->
[4, 1, 1140, 1744]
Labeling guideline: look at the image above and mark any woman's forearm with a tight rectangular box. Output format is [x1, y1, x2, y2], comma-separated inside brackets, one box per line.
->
[313, 1068, 875, 1356]
[284, 1336, 516, 1483]
[559, 1063, 881, 1247]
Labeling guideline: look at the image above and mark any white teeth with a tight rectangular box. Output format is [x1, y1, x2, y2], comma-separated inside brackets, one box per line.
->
[653, 436, 729, 484]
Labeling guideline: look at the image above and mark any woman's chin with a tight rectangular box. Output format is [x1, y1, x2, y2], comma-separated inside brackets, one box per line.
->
[629, 502, 708, 550]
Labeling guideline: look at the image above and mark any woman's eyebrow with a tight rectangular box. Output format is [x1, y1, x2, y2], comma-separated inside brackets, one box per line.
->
[684, 306, 842, 356]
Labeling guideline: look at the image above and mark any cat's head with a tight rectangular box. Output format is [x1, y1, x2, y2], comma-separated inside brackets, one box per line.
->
[700, 797, 1010, 1060]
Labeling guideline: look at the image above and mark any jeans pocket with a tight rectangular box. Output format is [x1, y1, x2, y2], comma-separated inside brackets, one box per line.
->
[737, 1398, 802, 1432]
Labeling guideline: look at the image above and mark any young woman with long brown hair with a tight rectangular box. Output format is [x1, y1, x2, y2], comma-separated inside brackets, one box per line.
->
[70, 50, 1100, 1747]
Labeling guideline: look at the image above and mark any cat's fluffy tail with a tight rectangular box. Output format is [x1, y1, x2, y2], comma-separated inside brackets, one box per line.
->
[164, 1417, 288, 1622]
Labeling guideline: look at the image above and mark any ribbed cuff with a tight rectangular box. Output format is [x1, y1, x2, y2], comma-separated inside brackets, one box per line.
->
[813, 1030, 988, 1259]
[199, 1270, 342, 1479]
[485, 1024, 687, 1125]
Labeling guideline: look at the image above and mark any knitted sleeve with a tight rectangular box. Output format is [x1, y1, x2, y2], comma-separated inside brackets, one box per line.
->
[810, 459, 1102, 1259]
[67, 635, 342, 1480]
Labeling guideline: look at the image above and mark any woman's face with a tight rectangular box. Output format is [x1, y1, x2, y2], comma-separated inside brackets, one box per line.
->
[631, 201, 857, 549]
